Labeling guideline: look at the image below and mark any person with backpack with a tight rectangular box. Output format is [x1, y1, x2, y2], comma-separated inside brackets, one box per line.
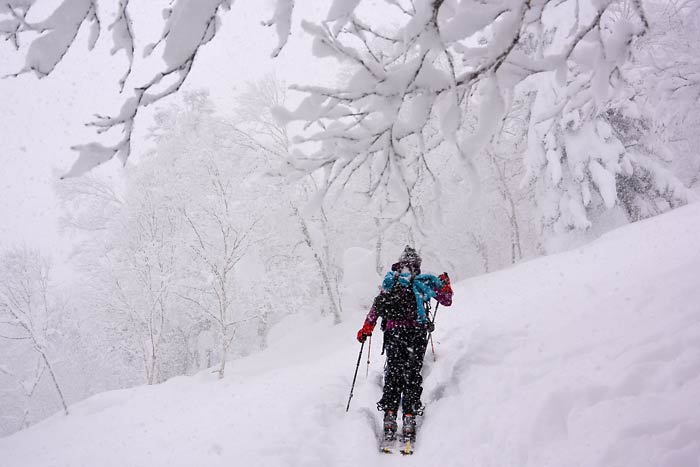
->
[356, 246, 453, 448]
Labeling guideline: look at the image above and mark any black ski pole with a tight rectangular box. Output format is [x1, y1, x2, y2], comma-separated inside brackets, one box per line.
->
[428, 302, 440, 361]
[346, 340, 365, 412]
[365, 335, 372, 378]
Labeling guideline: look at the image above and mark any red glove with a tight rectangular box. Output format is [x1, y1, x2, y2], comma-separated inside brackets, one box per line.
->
[356, 322, 374, 343]
[439, 272, 452, 294]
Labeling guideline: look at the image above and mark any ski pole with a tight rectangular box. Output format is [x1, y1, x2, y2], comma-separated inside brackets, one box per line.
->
[428, 334, 436, 362]
[365, 335, 371, 378]
[346, 340, 365, 412]
[428, 302, 440, 361]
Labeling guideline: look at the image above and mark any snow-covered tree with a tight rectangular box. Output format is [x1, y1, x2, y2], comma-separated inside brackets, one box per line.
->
[6, 0, 687, 239]
[278, 0, 659, 229]
[104, 182, 185, 385]
[54, 172, 124, 234]
[138, 90, 329, 376]
[622, 1, 700, 193]
[232, 76, 345, 323]
[177, 156, 262, 379]
[0, 248, 69, 421]
[634, 0, 700, 134]
[53, 90, 346, 386]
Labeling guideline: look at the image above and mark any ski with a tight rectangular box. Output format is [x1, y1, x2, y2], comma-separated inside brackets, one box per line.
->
[374, 410, 421, 454]
[379, 409, 398, 453]
[379, 434, 398, 453]
[379, 434, 416, 454]
[400, 413, 417, 454]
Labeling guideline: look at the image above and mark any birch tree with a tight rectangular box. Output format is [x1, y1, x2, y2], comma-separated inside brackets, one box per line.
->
[232, 76, 344, 323]
[0, 248, 69, 416]
[174, 150, 262, 379]
[146, 92, 271, 377]
[105, 189, 182, 385]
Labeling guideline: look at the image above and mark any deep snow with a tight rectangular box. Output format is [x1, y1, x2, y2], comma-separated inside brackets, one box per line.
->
[2, 203, 699, 467]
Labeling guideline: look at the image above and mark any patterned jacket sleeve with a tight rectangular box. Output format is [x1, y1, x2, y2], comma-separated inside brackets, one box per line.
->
[362, 292, 382, 330]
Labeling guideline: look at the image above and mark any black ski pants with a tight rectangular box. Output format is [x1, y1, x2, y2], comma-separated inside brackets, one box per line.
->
[378, 326, 428, 415]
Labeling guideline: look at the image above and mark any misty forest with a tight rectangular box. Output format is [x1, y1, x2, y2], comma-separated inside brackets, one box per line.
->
[1, 1, 699, 466]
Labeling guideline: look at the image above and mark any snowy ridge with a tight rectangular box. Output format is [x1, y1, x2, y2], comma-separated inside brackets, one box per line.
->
[2, 203, 700, 467]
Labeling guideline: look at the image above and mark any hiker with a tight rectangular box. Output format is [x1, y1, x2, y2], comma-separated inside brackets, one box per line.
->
[356, 246, 453, 445]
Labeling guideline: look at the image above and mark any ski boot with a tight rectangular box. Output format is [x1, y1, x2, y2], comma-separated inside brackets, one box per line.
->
[401, 413, 416, 455]
[379, 410, 398, 453]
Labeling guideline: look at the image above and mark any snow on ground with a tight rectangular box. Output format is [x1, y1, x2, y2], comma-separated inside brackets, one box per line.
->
[2, 203, 700, 467]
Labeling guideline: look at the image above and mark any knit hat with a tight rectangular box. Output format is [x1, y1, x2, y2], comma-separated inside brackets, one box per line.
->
[398, 245, 421, 268]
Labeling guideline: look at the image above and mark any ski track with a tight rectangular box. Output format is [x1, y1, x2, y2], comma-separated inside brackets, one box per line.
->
[1, 203, 700, 466]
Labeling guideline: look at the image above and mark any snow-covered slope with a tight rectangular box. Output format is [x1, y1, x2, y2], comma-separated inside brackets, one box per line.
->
[2, 203, 700, 467]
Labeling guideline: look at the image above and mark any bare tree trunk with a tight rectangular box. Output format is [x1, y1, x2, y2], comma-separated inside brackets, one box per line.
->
[218, 282, 228, 379]
[507, 197, 523, 263]
[375, 218, 384, 275]
[16, 359, 45, 429]
[38, 349, 69, 415]
[149, 353, 157, 385]
[488, 151, 523, 264]
[291, 204, 342, 323]
[257, 307, 270, 349]
[689, 165, 700, 188]
[218, 332, 227, 379]
[467, 231, 490, 273]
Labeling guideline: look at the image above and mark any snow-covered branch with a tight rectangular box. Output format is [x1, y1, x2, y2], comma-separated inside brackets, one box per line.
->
[262, 0, 294, 58]
[63, 0, 233, 178]
[2, 0, 237, 177]
[5, 0, 692, 237]
[109, 0, 134, 92]
[3, 0, 100, 78]
[278, 0, 651, 223]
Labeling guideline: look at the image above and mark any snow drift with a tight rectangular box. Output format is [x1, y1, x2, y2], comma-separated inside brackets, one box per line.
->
[1, 202, 699, 467]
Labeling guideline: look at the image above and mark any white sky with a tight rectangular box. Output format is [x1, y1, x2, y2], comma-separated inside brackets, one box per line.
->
[0, 1, 333, 278]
